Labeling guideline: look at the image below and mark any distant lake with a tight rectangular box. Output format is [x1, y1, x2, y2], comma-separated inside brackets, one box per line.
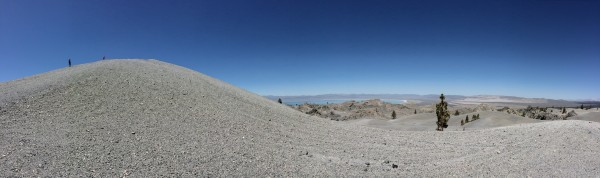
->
[283, 99, 407, 106]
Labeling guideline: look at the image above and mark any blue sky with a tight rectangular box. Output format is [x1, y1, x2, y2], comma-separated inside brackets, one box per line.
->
[1, 0, 599, 100]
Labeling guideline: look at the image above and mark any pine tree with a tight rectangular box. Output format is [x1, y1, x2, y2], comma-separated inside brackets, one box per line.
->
[278, 98, 282, 104]
[392, 110, 397, 119]
[465, 115, 469, 123]
[476, 114, 480, 119]
[435, 94, 450, 131]
[581, 104, 584, 109]
[562, 107, 566, 114]
[454, 110, 460, 116]
[461, 119, 464, 126]
[414, 109, 417, 114]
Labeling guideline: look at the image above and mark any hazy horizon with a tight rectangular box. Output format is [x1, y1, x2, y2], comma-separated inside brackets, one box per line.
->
[1, 0, 598, 100]
[263, 93, 598, 102]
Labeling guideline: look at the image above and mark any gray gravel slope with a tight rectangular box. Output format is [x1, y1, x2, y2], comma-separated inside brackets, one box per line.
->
[1, 59, 599, 177]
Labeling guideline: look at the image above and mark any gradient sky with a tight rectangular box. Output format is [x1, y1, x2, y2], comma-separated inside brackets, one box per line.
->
[1, 0, 599, 100]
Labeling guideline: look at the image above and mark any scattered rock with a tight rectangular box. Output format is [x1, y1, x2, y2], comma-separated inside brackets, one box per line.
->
[566, 110, 578, 118]
[306, 108, 321, 115]
[299, 151, 308, 156]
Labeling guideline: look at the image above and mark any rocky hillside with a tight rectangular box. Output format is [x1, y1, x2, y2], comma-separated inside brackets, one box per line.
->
[294, 99, 495, 121]
[1, 59, 599, 177]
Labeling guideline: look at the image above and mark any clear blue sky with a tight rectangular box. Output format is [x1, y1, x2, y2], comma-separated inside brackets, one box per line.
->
[1, 0, 599, 100]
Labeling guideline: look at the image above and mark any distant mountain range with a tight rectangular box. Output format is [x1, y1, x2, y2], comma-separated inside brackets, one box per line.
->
[265, 94, 600, 107]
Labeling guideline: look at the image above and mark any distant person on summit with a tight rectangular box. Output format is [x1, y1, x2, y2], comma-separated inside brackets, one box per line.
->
[68, 58, 71, 67]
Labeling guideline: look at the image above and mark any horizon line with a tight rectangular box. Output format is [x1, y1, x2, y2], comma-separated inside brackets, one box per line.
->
[262, 93, 600, 102]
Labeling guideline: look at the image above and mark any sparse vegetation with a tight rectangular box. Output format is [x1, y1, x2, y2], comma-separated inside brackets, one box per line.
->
[581, 104, 584, 109]
[463, 113, 480, 123]
[278, 98, 283, 104]
[435, 94, 450, 131]
[414, 109, 417, 114]
[562, 107, 566, 114]
[454, 110, 460, 116]
[392, 110, 396, 119]
[461, 119, 464, 126]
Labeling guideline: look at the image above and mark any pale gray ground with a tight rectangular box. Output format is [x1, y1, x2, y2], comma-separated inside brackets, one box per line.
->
[353, 111, 546, 131]
[1, 59, 600, 177]
[569, 109, 600, 122]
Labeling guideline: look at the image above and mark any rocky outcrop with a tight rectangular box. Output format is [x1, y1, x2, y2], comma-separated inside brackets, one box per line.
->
[295, 99, 409, 121]
[510, 106, 561, 120]
[306, 108, 321, 115]
[566, 110, 578, 118]
[534, 112, 563, 120]
[473, 104, 495, 112]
